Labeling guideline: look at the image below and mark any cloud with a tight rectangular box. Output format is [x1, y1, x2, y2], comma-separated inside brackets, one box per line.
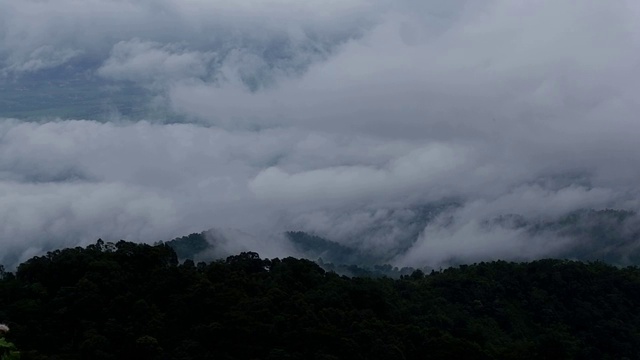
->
[169, 1, 640, 143]
[1, 0, 640, 268]
[0, 179, 177, 266]
[0, 0, 375, 79]
[395, 216, 571, 268]
[249, 143, 470, 203]
[97, 39, 215, 87]
[1, 46, 82, 74]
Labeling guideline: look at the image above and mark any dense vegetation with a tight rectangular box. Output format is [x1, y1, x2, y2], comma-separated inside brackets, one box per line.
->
[1, 240, 640, 359]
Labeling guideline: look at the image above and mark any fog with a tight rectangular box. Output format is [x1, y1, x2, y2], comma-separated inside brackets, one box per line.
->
[1, 0, 639, 268]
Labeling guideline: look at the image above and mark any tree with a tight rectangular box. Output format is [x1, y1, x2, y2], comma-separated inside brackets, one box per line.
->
[0, 325, 19, 360]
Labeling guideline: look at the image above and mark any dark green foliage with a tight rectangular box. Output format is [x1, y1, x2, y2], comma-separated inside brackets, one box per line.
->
[286, 231, 360, 265]
[163, 232, 210, 260]
[0, 337, 20, 360]
[2, 241, 640, 359]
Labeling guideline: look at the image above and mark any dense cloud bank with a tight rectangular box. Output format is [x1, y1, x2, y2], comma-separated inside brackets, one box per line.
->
[1, 0, 639, 267]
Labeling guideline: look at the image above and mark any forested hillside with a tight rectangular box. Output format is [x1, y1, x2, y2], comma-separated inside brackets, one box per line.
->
[1, 240, 640, 359]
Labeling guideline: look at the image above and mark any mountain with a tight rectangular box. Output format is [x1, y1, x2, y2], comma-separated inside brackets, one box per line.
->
[164, 208, 640, 271]
[163, 232, 210, 260]
[489, 209, 640, 265]
[286, 231, 360, 264]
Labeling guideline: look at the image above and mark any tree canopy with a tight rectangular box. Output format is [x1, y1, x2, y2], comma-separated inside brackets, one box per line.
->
[1, 240, 640, 359]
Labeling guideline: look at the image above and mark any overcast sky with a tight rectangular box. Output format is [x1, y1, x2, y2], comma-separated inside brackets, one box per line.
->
[1, 0, 639, 268]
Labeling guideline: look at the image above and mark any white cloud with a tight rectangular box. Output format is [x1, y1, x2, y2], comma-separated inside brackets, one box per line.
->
[1, 0, 640, 268]
[97, 39, 215, 86]
[2, 46, 82, 74]
[396, 217, 572, 268]
[249, 143, 470, 202]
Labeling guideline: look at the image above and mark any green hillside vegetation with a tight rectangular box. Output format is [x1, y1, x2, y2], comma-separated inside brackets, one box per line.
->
[164, 232, 210, 260]
[0, 337, 19, 360]
[1, 240, 640, 359]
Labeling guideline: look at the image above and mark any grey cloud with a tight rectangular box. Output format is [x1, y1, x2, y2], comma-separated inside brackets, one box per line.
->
[249, 143, 470, 203]
[170, 0, 640, 203]
[170, 2, 640, 141]
[1, 0, 640, 269]
[0, 0, 376, 82]
[1, 46, 82, 75]
[199, 228, 300, 261]
[0, 180, 178, 266]
[396, 216, 571, 268]
[97, 39, 215, 86]
[1, 119, 428, 266]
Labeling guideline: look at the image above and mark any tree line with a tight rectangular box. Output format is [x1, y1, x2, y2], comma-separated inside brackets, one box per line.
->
[1, 240, 640, 359]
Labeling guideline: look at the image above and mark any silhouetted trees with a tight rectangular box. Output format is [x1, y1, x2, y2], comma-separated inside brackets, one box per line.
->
[1, 241, 640, 359]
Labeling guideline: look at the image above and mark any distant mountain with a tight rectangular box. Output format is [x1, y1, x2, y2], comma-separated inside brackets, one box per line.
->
[164, 208, 640, 274]
[164, 232, 209, 260]
[489, 209, 640, 265]
[286, 231, 360, 264]
[163, 228, 386, 266]
[163, 230, 423, 278]
[163, 229, 356, 264]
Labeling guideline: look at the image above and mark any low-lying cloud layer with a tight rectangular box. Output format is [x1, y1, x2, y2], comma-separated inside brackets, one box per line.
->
[1, 0, 639, 268]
